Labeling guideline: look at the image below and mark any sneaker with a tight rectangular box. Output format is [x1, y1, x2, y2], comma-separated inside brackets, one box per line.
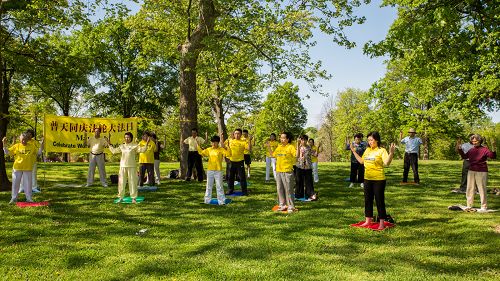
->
[132, 198, 137, 204]
[477, 208, 488, 213]
[32, 188, 41, 193]
[103, 184, 108, 188]
[9, 198, 17, 204]
[287, 207, 296, 213]
[348, 183, 354, 188]
[309, 194, 318, 201]
[116, 198, 123, 203]
[360, 183, 364, 188]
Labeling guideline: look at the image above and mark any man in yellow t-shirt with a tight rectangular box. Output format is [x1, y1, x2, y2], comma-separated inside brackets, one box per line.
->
[265, 133, 278, 182]
[3, 132, 43, 203]
[86, 127, 108, 187]
[139, 132, 156, 186]
[197, 135, 231, 205]
[226, 128, 251, 195]
[20, 129, 41, 193]
[183, 128, 205, 182]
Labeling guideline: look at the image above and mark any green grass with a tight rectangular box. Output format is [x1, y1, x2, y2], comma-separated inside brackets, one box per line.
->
[0, 160, 499, 280]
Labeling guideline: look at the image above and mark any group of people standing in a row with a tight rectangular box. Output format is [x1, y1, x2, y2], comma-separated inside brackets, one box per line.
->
[4, 126, 496, 221]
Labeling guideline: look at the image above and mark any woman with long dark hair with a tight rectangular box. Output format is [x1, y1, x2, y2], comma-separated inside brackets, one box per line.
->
[350, 132, 395, 230]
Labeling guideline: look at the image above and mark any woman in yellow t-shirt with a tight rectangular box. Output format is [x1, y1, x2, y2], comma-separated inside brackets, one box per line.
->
[350, 131, 395, 230]
[266, 132, 297, 213]
[3, 132, 44, 204]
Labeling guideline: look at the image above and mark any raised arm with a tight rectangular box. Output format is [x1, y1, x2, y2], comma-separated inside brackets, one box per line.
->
[383, 143, 396, 166]
[2, 137, 9, 155]
[349, 143, 363, 164]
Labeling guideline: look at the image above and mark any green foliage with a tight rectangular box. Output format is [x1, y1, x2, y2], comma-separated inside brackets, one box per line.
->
[365, 0, 500, 114]
[79, 6, 178, 119]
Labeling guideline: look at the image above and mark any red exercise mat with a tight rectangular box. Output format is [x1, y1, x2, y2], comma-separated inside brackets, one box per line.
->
[16, 201, 49, 208]
[272, 205, 298, 213]
[350, 221, 395, 231]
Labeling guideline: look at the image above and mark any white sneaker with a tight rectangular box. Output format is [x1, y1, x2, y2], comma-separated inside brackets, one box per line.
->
[277, 205, 286, 212]
[287, 207, 296, 213]
[477, 208, 488, 213]
[360, 183, 364, 188]
[32, 188, 41, 193]
[9, 198, 17, 204]
[348, 183, 354, 188]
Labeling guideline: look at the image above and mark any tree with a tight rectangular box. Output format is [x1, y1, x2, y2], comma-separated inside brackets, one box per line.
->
[254, 82, 307, 158]
[81, 6, 178, 119]
[0, 0, 93, 190]
[136, 0, 370, 176]
[365, 0, 500, 118]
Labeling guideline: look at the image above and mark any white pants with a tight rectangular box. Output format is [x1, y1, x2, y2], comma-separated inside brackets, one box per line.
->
[154, 159, 161, 184]
[466, 171, 488, 209]
[265, 157, 276, 181]
[118, 167, 139, 199]
[12, 170, 33, 201]
[20, 163, 38, 192]
[312, 162, 319, 183]
[205, 170, 225, 205]
[87, 153, 107, 186]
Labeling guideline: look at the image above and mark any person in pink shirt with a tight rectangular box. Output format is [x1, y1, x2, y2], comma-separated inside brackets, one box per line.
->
[457, 134, 496, 211]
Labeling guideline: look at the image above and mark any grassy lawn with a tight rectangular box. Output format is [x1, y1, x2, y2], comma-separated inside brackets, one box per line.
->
[0, 160, 499, 280]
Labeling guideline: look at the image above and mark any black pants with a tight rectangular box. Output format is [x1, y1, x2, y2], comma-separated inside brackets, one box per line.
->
[187, 151, 203, 181]
[139, 163, 154, 186]
[403, 152, 419, 183]
[364, 179, 386, 219]
[350, 162, 365, 183]
[296, 168, 315, 199]
[460, 160, 470, 191]
[228, 160, 247, 194]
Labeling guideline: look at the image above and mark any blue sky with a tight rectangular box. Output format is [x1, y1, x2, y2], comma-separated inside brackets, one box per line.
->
[116, 0, 498, 127]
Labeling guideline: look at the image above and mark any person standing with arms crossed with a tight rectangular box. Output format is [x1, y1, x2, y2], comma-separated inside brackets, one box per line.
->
[400, 128, 422, 184]
[86, 127, 108, 187]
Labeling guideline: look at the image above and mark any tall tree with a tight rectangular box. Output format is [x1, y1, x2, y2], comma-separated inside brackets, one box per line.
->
[81, 6, 178, 119]
[136, 0, 370, 176]
[365, 0, 500, 117]
[0, 0, 92, 190]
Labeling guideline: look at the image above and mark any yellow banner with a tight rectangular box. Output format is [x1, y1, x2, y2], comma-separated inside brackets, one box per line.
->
[44, 115, 138, 153]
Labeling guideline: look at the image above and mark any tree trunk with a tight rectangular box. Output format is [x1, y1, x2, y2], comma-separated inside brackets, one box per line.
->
[0, 57, 12, 191]
[212, 87, 227, 139]
[422, 133, 429, 160]
[178, 0, 218, 177]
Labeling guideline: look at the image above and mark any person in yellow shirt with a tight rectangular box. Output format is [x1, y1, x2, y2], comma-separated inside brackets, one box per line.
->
[266, 132, 297, 213]
[3, 132, 43, 204]
[86, 127, 108, 187]
[308, 138, 321, 183]
[183, 128, 205, 182]
[138, 132, 156, 187]
[242, 129, 254, 178]
[226, 128, 251, 195]
[349, 131, 395, 230]
[197, 135, 231, 205]
[108, 132, 149, 203]
[265, 133, 278, 182]
[20, 129, 41, 193]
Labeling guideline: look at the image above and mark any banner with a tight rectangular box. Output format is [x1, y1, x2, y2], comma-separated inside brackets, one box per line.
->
[44, 115, 138, 153]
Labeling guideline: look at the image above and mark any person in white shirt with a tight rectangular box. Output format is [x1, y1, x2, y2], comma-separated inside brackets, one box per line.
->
[183, 128, 205, 182]
[400, 128, 423, 184]
[86, 127, 108, 187]
[108, 132, 149, 203]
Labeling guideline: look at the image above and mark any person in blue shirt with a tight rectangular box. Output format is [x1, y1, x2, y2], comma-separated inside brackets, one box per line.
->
[346, 133, 367, 188]
[400, 128, 423, 184]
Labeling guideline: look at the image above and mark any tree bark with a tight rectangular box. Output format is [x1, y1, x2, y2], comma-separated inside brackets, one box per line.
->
[212, 85, 227, 139]
[178, 0, 218, 177]
[0, 57, 12, 191]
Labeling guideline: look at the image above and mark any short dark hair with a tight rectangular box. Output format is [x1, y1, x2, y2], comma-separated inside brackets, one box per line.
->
[235, 128, 242, 133]
[25, 129, 35, 137]
[142, 131, 150, 137]
[367, 131, 381, 146]
[300, 134, 309, 141]
[270, 133, 276, 137]
[191, 128, 198, 132]
[242, 129, 249, 133]
[125, 132, 133, 139]
[210, 135, 220, 142]
[309, 138, 315, 144]
[151, 133, 157, 139]
[281, 132, 293, 143]
[354, 133, 363, 139]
